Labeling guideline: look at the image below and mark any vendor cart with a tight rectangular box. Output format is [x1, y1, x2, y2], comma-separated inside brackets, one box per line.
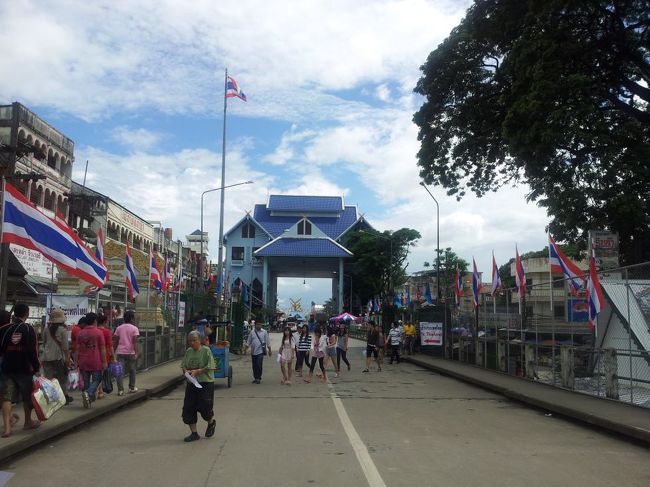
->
[212, 343, 233, 388]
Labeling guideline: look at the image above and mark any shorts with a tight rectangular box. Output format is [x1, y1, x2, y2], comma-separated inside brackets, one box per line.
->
[366, 346, 378, 358]
[182, 381, 215, 425]
[1, 373, 33, 404]
[327, 348, 336, 358]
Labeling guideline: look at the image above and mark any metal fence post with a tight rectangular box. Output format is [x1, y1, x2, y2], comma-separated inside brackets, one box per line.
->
[626, 268, 633, 405]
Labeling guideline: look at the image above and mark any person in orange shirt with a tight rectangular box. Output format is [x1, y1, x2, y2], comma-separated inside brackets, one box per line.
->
[403, 322, 417, 355]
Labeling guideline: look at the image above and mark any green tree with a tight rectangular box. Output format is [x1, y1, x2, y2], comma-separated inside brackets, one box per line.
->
[414, 0, 650, 264]
[425, 247, 469, 301]
[346, 228, 421, 302]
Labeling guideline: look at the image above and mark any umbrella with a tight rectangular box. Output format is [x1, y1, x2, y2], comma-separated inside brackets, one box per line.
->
[330, 312, 361, 322]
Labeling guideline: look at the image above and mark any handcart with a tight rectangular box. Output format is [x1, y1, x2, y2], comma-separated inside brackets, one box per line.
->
[212, 342, 233, 388]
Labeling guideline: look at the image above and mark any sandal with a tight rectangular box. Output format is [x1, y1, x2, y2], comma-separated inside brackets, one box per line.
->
[303, 378, 311, 383]
[10, 414, 19, 427]
[23, 420, 41, 431]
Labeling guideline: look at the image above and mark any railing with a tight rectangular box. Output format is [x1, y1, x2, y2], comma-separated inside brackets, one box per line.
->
[422, 261, 650, 409]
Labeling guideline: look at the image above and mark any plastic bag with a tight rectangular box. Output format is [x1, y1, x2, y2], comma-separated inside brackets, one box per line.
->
[276, 353, 282, 364]
[109, 361, 124, 378]
[35, 377, 61, 403]
[68, 369, 80, 391]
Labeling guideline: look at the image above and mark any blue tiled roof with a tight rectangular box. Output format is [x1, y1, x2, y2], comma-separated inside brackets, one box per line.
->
[253, 204, 358, 240]
[268, 195, 343, 213]
[255, 238, 352, 258]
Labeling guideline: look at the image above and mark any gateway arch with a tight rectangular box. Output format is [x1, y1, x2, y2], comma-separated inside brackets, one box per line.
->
[222, 195, 371, 314]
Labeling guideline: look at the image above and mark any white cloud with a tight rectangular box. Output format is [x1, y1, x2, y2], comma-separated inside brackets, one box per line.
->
[111, 127, 163, 151]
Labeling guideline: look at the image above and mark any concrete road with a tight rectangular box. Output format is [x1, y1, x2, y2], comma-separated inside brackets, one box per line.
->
[2, 335, 650, 487]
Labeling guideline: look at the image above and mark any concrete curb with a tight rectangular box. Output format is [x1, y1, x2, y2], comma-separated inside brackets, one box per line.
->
[0, 375, 185, 464]
[403, 356, 650, 445]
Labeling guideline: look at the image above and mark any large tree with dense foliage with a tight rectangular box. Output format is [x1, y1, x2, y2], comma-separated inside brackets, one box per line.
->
[414, 0, 650, 264]
[346, 228, 421, 302]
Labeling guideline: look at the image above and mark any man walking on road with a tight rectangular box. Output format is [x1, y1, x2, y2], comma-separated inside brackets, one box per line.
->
[114, 310, 140, 395]
[387, 322, 402, 365]
[244, 321, 270, 384]
[0, 303, 41, 436]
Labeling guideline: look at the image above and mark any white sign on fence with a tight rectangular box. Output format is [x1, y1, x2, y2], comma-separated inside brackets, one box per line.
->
[46, 295, 90, 325]
[178, 301, 186, 328]
[420, 322, 443, 346]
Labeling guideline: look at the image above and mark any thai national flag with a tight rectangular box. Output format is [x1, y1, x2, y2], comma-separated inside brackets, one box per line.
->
[150, 251, 162, 291]
[491, 252, 502, 297]
[125, 241, 139, 300]
[1, 182, 107, 287]
[472, 258, 480, 310]
[226, 76, 247, 101]
[548, 234, 584, 296]
[515, 245, 526, 299]
[95, 227, 109, 286]
[585, 251, 605, 330]
[454, 265, 463, 307]
[175, 266, 184, 291]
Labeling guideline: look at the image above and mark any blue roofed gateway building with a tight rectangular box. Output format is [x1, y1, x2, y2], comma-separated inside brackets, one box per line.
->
[223, 195, 371, 313]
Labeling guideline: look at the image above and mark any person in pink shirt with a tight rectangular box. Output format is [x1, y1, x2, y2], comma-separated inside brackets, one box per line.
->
[113, 310, 140, 396]
[76, 313, 107, 408]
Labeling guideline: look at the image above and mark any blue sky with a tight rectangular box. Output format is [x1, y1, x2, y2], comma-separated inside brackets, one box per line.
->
[1, 0, 551, 312]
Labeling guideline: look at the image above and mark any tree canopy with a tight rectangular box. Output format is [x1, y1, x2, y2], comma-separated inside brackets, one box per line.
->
[414, 0, 650, 264]
[346, 228, 421, 301]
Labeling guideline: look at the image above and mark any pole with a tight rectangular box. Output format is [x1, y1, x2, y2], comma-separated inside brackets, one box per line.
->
[216, 68, 228, 320]
[420, 183, 440, 302]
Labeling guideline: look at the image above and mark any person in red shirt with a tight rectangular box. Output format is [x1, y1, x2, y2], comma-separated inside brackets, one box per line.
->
[75, 313, 107, 408]
[96, 315, 115, 399]
[70, 316, 87, 358]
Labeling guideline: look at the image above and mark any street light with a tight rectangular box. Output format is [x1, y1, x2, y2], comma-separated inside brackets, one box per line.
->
[420, 182, 440, 304]
[200, 180, 253, 275]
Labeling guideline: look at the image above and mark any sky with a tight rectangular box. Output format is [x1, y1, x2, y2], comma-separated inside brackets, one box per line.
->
[0, 0, 550, 312]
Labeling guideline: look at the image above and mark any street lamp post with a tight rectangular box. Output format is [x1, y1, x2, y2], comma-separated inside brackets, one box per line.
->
[200, 180, 253, 279]
[420, 182, 440, 304]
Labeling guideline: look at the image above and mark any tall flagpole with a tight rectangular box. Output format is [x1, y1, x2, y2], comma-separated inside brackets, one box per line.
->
[216, 68, 228, 320]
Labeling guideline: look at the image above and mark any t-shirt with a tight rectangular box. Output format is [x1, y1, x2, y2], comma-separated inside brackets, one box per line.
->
[99, 326, 113, 362]
[77, 326, 105, 371]
[70, 324, 81, 354]
[114, 323, 139, 355]
[181, 345, 215, 383]
[388, 328, 402, 346]
[246, 328, 269, 356]
[404, 324, 416, 336]
[0, 321, 40, 375]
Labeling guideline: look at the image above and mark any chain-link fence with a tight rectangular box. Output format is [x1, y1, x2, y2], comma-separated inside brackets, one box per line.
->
[440, 261, 650, 409]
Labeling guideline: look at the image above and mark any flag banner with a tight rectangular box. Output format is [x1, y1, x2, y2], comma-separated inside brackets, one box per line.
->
[150, 251, 162, 291]
[226, 75, 247, 101]
[367, 299, 373, 315]
[1, 182, 107, 287]
[406, 287, 411, 305]
[585, 251, 605, 330]
[515, 246, 526, 299]
[548, 234, 584, 296]
[96, 227, 109, 286]
[424, 283, 433, 304]
[472, 258, 480, 310]
[491, 253, 502, 297]
[394, 293, 401, 308]
[454, 265, 463, 307]
[125, 241, 139, 300]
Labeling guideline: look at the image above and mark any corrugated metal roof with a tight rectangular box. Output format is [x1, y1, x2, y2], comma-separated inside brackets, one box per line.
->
[601, 280, 650, 351]
[255, 238, 352, 258]
[253, 204, 359, 240]
[268, 195, 343, 213]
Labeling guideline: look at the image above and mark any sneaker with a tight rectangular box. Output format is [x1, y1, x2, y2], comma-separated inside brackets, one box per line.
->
[118, 390, 124, 396]
[205, 419, 216, 438]
[65, 395, 74, 405]
[128, 387, 138, 393]
[362, 369, 369, 373]
[184, 432, 200, 442]
[82, 391, 90, 409]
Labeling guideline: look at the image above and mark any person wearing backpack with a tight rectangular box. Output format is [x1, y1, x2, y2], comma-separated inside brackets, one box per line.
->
[42, 308, 73, 405]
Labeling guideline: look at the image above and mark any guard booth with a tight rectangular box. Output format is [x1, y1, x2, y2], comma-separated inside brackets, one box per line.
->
[417, 305, 450, 358]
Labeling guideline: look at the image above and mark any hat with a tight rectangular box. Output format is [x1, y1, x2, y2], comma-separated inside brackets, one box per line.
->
[49, 308, 67, 324]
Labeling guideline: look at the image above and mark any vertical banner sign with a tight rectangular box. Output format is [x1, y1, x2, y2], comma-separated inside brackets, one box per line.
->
[46, 295, 90, 325]
[178, 301, 186, 328]
[420, 322, 443, 346]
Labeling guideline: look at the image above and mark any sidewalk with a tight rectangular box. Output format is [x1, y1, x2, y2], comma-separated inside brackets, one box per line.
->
[402, 353, 650, 445]
[0, 360, 185, 464]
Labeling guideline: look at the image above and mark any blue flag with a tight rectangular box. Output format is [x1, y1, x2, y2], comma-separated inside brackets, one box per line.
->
[424, 283, 433, 304]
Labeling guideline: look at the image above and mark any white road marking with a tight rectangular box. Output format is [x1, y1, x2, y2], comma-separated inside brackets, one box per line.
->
[328, 383, 387, 487]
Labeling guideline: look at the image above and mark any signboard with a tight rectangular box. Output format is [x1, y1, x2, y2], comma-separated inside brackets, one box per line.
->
[588, 230, 619, 270]
[46, 295, 90, 325]
[567, 298, 589, 323]
[10, 244, 57, 279]
[178, 301, 186, 328]
[420, 322, 443, 346]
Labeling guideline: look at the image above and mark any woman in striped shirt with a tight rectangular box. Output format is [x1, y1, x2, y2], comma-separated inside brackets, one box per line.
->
[295, 325, 312, 377]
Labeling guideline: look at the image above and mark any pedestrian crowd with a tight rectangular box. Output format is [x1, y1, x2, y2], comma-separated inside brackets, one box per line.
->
[0, 303, 140, 438]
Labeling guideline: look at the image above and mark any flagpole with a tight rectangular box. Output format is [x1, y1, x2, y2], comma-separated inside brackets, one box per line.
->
[147, 249, 152, 310]
[216, 68, 228, 320]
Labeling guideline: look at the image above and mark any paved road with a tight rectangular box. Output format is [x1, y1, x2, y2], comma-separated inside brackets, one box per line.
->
[2, 335, 650, 487]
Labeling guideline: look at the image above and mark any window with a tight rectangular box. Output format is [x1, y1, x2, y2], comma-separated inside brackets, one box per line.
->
[252, 247, 262, 265]
[554, 304, 565, 319]
[297, 219, 312, 235]
[231, 247, 244, 261]
[553, 279, 565, 289]
[241, 222, 256, 238]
